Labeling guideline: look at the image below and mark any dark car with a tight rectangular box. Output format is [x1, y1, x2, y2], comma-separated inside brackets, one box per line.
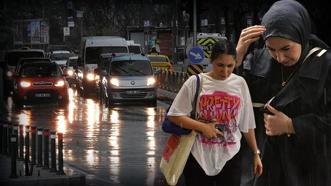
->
[98, 54, 157, 107]
[12, 61, 69, 107]
[3, 48, 45, 96]
[63, 56, 83, 88]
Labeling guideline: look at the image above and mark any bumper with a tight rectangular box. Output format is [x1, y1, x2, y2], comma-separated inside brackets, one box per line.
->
[82, 80, 97, 93]
[108, 88, 156, 102]
[14, 89, 68, 104]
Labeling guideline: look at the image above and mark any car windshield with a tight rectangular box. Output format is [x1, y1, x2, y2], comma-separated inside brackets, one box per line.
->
[128, 46, 141, 54]
[20, 63, 62, 77]
[19, 59, 50, 64]
[147, 56, 168, 62]
[86, 46, 128, 64]
[110, 60, 153, 76]
[51, 52, 71, 60]
[16, 59, 50, 72]
[5, 51, 45, 66]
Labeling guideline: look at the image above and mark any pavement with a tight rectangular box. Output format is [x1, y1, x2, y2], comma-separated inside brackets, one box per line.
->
[0, 154, 85, 186]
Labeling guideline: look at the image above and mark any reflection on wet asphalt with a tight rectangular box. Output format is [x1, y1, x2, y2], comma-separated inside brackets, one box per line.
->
[5, 89, 170, 186]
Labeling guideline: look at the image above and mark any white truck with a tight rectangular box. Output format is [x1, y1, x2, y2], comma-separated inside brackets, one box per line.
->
[79, 36, 129, 95]
[127, 40, 142, 54]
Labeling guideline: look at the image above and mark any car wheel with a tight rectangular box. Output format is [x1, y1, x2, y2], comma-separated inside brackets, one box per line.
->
[14, 100, 23, 108]
[105, 96, 110, 107]
[99, 88, 104, 104]
[108, 98, 115, 108]
[78, 87, 84, 97]
[80, 90, 87, 98]
[100, 93, 105, 105]
[58, 99, 69, 107]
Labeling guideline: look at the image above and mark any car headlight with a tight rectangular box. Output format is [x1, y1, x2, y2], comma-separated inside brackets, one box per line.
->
[110, 78, 119, 86]
[7, 71, 13, 77]
[86, 73, 94, 81]
[55, 80, 65, 87]
[78, 71, 83, 78]
[67, 69, 74, 76]
[95, 75, 100, 80]
[20, 81, 31, 88]
[147, 77, 156, 86]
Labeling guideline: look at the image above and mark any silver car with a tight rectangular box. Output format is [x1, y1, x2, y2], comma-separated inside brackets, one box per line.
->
[99, 54, 157, 107]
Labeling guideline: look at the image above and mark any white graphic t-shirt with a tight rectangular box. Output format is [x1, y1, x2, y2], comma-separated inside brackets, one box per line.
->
[168, 73, 255, 176]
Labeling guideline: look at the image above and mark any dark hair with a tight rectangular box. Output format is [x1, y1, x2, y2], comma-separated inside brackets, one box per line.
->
[210, 38, 236, 62]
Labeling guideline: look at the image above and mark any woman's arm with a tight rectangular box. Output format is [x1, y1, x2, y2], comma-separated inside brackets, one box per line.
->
[243, 129, 263, 176]
[168, 115, 223, 139]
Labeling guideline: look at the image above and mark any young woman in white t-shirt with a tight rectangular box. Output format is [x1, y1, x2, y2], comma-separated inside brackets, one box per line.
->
[167, 38, 263, 186]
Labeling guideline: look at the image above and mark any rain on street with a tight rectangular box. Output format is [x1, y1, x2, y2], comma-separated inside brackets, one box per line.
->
[3, 88, 170, 186]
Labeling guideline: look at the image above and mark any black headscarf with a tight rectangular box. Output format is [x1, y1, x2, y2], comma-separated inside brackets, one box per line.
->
[261, 0, 328, 61]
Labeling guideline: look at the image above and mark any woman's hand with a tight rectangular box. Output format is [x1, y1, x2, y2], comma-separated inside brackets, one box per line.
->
[264, 104, 294, 136]
[198, 120, 223, 139]
[236, 25, 266, 67]
[253, 154, 263, 176]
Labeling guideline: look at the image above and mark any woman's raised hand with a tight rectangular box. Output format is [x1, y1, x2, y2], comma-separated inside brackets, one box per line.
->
[236, 25, 266, 67]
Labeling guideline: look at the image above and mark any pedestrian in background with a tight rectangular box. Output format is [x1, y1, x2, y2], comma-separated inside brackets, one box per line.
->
[167, 38, 262, 186]
[236, 0, 331, 185]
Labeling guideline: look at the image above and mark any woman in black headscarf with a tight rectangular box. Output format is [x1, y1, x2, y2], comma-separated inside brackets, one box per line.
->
[236, 0, 331, 185]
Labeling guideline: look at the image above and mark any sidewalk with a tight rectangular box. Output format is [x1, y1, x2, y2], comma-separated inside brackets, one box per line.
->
[0, 155, 85, 186]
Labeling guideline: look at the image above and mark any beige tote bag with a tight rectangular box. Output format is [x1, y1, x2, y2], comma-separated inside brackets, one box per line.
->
[160, 131, 197, 186]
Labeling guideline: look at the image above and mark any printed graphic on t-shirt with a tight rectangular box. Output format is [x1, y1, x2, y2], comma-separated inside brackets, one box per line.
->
[198, 91, 240, 146]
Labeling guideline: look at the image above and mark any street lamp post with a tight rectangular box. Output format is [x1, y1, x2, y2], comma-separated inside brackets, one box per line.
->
[193, 0, 197, 46]
[76, 10, 84, 40]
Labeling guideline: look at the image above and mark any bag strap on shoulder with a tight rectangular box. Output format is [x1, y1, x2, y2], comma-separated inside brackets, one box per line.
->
[191, 74, 201, 119]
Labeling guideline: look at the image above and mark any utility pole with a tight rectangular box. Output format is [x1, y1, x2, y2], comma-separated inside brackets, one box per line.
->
[193, 0, 197, 46]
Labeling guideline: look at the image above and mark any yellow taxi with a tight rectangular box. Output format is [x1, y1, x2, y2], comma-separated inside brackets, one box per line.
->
[146, 54, 173, 71]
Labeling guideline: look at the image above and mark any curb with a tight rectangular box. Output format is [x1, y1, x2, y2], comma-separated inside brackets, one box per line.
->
[0, 155, 86, 186]
[0, 174, 85, 186]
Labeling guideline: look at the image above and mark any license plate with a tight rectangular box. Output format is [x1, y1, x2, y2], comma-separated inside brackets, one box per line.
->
[35, 93, 51, 98]
[126, 90, 138, 94]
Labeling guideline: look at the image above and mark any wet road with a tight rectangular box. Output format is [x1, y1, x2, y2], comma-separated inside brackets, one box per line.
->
[4, 88, 171, 186]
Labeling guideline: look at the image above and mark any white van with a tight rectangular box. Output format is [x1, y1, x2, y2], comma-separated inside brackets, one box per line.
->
[79, 36, 129, 94]
[50, 50, 71, 66]
[127, 40, 142, 54]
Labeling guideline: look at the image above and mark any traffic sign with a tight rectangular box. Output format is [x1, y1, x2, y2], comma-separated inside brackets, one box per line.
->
[187, 64, 203, 75]
[197, 37, 218, 58]
[63, 27, 70, 36]
[188, 46, 204, 64]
